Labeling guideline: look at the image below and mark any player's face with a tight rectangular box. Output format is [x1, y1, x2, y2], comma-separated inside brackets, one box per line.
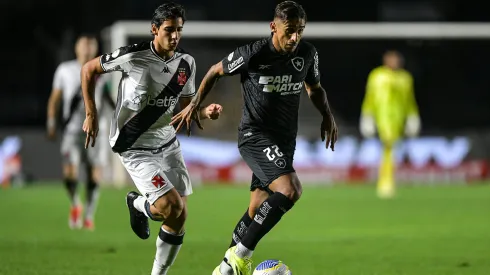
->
[75, 37, 98, 64]
[384, 52, 403, 70]
[271, 18, 305, 53]
[152, 18, 183, 52]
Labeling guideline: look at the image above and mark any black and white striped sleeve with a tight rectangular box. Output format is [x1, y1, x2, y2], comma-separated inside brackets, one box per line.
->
[99, 45, 135, 73]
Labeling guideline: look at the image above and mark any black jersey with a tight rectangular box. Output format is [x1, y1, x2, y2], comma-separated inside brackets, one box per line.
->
[221, 36, 320, 144]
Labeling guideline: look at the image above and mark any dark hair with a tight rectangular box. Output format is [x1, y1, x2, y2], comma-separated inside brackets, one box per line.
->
[274, 1, 307, 21]
[77, 33, 97, 41]
[151, 1, 186, 28]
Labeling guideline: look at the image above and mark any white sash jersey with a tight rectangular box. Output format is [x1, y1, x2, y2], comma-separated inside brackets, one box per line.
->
[99, 41, 196, 153]
[52, 60, 106, 134]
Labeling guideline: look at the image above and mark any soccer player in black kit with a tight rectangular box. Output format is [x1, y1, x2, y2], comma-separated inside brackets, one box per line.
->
[172, 1, 338, 274]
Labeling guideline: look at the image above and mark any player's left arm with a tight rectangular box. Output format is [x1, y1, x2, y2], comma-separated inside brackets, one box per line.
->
[304, 48, 338, 150]
[304, 49, 332, 116]
[404, 72, 421, 137]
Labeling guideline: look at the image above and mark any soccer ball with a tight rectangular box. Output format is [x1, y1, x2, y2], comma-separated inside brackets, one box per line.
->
[253, 259, 292, 275]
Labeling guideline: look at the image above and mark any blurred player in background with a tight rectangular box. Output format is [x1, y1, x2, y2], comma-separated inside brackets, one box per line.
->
[47, 34, 115, 230]
[80, 2, 222, 274]
[360, 50, 421, 198]
[172, 1, 338, 274]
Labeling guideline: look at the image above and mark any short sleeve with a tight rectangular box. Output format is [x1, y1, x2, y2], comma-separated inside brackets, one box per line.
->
[305, 47, 321, 85]
[180, 57, 196, 98]
[52, 64, 64, 90]
[99, 45, 135, 73]
[221, 43, 254, 76]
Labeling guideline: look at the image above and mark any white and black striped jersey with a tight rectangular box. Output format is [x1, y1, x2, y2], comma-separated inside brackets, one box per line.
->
[100, 41, 196, 153]
[52, 60, 107, 134]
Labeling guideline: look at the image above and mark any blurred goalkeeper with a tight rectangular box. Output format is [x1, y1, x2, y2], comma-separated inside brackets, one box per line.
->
[360, 50, 421, 198]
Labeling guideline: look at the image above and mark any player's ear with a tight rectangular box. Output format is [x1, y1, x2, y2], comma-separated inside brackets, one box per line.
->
[151, 24, 159, 36]
[270, 21, 277, 33]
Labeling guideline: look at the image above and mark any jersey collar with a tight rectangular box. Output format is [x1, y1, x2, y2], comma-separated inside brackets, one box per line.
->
[150, 41, 176, 63]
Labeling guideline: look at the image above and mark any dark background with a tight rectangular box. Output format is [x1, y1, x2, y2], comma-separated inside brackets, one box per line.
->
[2, 0, 489, 131]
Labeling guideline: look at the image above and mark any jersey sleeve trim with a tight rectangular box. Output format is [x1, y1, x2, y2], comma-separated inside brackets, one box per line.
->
[179, 92, 196, 98]
[99, 55, 107, 72]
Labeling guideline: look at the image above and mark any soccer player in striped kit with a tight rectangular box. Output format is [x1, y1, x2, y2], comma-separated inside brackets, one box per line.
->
[47, 34, 115, 230]
[80, 2, 222, 274]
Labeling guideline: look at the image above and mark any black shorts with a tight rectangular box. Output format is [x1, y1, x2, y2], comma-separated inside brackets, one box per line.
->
[238, 134, 296, 192]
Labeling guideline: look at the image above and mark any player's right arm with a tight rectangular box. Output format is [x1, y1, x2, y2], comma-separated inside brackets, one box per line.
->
[46, 65, 64, 139]
[81, 46, 134, 147]
[192, 44, 252, 108]
[171, 43, 254, 135]
[80, 57, 105, 148]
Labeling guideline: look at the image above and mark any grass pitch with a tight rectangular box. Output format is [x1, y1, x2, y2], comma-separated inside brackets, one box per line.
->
[0, 183, 489, 275]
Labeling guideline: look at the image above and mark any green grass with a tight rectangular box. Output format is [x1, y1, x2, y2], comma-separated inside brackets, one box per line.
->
[1, 183, 490, 275]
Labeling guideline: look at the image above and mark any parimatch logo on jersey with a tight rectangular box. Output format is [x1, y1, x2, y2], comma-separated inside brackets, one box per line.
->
[258, 75, 303, 95]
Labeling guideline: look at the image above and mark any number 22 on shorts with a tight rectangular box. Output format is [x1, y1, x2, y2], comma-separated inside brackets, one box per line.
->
[263, 145, 284, 161]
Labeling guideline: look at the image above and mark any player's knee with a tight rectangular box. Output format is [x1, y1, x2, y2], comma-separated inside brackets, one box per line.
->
[270, 174, 302, 202]
[278, 183, 302, 202]
[89, 167, 102, 183]
[168, 199, 184, 220]
[153, 189, 184, 220]
[63, 165, 77, 180]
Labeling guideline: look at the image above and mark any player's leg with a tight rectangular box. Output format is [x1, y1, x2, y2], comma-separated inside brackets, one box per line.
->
[61, 133, 82, 229]
[121, 140, 191, 275]
[216, 138, 298, 275]
[150, 193, 187, 275]
[216, 176, 269, 275]
[376, 120, 401, 198]
[236, 173, 300, 257]
[228, 174, 269, 248]
[149, 140, 192, 275]
[83, 137, 108, 230]
[82, 163, 101, 230]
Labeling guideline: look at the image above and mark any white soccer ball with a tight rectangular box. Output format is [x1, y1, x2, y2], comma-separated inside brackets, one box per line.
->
[253, 259, 292, 275]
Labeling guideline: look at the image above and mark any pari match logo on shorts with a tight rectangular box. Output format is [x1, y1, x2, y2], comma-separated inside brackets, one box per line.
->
[151, 174, 166, 189]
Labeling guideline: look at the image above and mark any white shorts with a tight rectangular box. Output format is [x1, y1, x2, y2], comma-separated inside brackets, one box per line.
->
[61, 132, 108, 167]
[118, 139, 192, 204]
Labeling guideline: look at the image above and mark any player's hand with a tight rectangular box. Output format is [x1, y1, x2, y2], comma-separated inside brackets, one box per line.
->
[321, 113, 338, 151]
[170, 102, 203, 136]
[204, 103, 223, 120]
[83, 113, 99, 149]
[46, 118, 56, 140]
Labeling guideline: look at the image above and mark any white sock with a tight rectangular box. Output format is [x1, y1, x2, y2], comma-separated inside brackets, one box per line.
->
[151, 228, 184, 275]
[219, 249, 233, 275]
[133, 196, 149, 218]
[235, 242, 253, 258]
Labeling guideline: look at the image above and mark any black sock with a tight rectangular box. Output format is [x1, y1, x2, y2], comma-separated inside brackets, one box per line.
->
[240, 192, 294, 250]
[229, 209, 253, 248]
[64, 178, 78, 205]
[86, 179, 98, 204]
[159, 227, 185, 245]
